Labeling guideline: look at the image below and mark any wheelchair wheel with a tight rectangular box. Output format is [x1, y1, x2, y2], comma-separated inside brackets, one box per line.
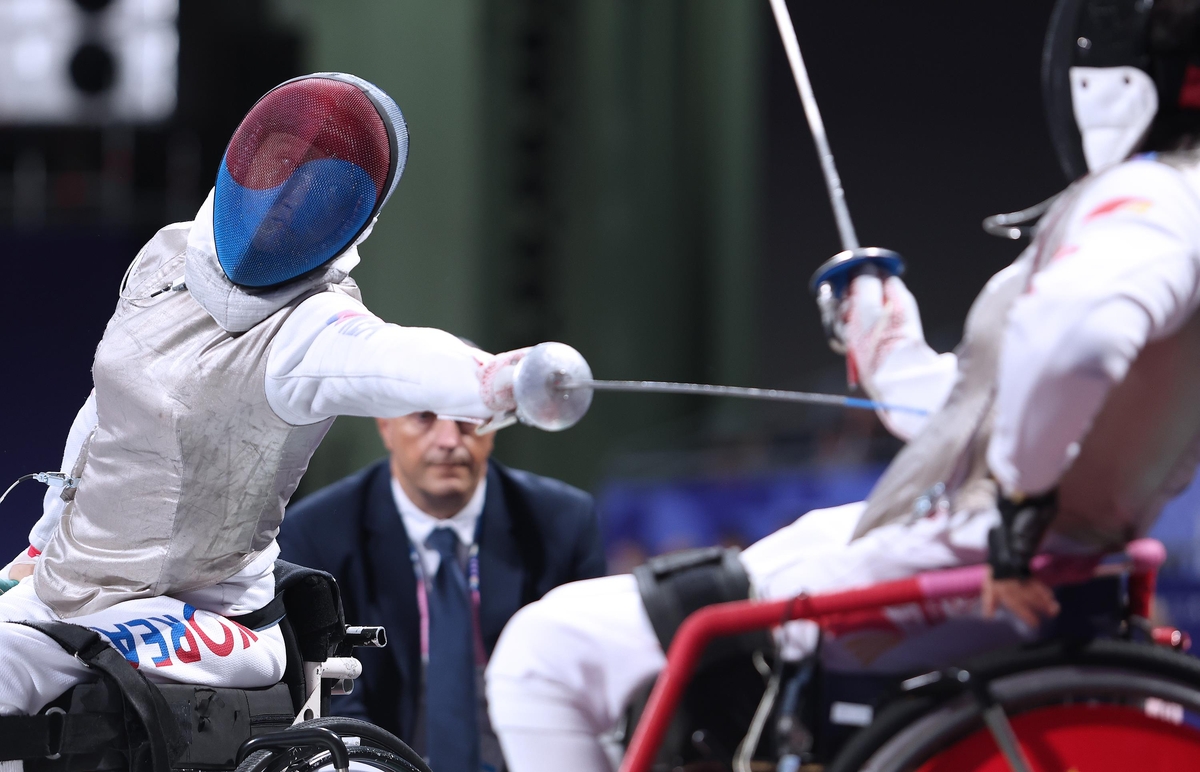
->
[828, 639, 1200, 772]
[235, 717, 429, 772]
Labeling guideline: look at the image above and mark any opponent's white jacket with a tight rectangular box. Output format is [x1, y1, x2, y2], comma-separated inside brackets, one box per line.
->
[478, 153, 1200, 772]
[858, 150, 1200, 549]
[26, 191, 495, 617]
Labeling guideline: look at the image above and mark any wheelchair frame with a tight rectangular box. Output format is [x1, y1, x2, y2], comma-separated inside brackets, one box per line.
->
[620, 539, 1179, 772]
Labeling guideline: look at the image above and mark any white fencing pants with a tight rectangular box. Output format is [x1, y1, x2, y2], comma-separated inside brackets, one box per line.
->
[485, 502, 999, 772]
[0, 579, 286, 717]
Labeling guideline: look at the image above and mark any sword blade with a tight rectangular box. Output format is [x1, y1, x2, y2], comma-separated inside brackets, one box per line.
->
[767, 0, 859, 252]
[560, 378, 927, 416]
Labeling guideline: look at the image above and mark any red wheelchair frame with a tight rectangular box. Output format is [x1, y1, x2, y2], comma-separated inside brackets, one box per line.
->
[620, 539, 1181, 772]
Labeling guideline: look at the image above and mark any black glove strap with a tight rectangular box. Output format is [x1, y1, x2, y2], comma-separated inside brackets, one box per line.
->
[988, 490, 1058, 580]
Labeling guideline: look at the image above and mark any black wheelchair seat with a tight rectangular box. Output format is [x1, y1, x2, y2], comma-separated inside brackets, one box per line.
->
[21, 680, 295, 772]
[2, 560, 362, 772]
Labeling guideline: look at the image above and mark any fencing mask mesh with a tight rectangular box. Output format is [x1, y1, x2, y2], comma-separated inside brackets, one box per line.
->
[213, 73, 408, 288]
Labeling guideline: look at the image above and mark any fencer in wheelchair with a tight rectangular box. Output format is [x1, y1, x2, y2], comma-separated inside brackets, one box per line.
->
[0, 72, 566, 772]
[485, 2, 1200, 770]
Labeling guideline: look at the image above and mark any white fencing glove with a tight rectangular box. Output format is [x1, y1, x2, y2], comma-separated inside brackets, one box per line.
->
[839, 273, 961, 441]
[840, 274, 926, 393]
[476, 347, 531, 432]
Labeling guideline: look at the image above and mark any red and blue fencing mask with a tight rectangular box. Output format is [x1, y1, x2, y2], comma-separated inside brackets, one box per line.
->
[213, 73, 408, 288]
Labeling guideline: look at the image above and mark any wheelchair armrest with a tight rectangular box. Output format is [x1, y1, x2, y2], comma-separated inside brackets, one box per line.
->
[273, 560, 346, 662]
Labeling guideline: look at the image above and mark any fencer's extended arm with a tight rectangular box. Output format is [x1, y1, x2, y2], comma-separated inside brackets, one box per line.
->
[843, 274, 957, 440]
[988, 162, 1200, 498]
[266, 292, 495, 426]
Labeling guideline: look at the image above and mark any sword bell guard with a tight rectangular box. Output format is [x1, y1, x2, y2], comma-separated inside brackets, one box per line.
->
[808, 247, 905, 298]
[513, 342, 595, 432]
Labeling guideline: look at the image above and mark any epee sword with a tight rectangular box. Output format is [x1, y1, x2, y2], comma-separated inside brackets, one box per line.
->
[767, 0, 859, 253]
[501, 342, 926, 434]
[556, 377, 926, 416]
[766, 0, 905, 349]
[488, 3, 920, 434]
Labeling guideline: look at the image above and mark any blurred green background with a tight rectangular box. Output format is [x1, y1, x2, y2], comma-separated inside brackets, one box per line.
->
[288, 0, 767, 495]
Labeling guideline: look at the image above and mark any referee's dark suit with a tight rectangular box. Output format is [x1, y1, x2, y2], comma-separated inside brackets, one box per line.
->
[278, 458, 606, 750]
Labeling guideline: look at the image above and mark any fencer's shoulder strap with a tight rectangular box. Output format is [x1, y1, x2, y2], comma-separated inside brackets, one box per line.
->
[14, 621, 185, 772]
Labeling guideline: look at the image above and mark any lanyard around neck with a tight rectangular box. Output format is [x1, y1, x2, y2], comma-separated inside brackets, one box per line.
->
[410, 538, 486, 667]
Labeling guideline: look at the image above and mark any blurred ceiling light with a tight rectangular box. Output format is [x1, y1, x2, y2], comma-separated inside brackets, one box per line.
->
[0, 0, 178, 124]
[12, 35, 53, 80]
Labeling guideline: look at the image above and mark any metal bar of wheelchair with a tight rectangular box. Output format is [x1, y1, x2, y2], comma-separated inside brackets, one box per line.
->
[619, 538, 1167, 772]
[237, 727, 350, 772]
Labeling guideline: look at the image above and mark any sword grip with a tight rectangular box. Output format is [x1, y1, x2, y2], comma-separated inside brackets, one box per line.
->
[811, 247, 906, 355]
[809, 247, 905, 299]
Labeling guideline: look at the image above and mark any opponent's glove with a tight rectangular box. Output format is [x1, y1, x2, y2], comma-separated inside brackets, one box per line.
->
[987, 491, 1058, 580]
[476, 347, 531, 432]
[839, 274, 926, 391]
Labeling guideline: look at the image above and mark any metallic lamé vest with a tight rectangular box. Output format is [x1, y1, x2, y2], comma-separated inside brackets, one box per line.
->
[855, 153, 1200, 550]
[36, 223, 358, 617]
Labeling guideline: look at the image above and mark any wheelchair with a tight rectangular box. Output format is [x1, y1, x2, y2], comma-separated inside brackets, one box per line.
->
[0, 561, 429, 772]
[621, 540, 1200, 772]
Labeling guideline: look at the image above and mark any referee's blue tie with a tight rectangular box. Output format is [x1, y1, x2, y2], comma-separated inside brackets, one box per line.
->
[425, 527, 480, 772]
